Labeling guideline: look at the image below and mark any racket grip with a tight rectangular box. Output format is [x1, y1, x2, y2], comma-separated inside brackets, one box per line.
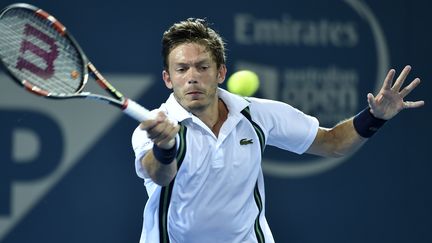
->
[123, 99, 156, 122]
[124, 99, 177, 149]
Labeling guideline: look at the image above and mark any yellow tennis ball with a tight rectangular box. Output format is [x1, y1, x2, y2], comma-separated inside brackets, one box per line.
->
[227, 70, 260, 96]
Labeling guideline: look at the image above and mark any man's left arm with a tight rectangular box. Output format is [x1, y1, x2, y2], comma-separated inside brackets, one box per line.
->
[306, 65, 424, 158]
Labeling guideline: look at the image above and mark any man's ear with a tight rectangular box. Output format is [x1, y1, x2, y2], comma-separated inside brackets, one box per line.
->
[217, 65, 227, 84]
[162, 70, 173, 89]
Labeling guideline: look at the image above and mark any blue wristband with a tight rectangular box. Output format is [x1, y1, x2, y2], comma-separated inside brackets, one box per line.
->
[353, 107, 387, 138]
[152, 143, 177, 165]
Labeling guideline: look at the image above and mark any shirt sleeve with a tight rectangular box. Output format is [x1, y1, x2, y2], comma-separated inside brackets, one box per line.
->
[131, 126, 153, 179]
[248, 98, 319, 154]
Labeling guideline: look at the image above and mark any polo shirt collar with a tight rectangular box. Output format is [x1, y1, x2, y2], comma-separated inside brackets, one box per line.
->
[218, 88, 250, 115]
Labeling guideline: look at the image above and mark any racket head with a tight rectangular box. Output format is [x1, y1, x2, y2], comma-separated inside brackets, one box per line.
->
[0, 3, 88, 97]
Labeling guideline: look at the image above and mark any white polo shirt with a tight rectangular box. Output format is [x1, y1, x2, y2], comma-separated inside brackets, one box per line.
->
[132, 88, 319, 243]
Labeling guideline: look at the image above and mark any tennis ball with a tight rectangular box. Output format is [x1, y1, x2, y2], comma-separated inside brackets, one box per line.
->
[227, 70, 260, 96]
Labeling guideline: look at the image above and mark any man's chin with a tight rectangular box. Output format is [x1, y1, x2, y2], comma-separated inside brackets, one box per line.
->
[184, 101, 206, 113]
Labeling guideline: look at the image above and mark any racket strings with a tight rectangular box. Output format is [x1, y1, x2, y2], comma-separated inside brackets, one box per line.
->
[0, 8, 84, 95]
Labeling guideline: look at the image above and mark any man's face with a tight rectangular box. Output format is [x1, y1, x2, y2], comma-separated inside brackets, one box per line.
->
[163, 43, 226, 114]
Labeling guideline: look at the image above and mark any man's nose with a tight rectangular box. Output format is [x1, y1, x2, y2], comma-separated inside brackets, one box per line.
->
[187, 68, 200, 84]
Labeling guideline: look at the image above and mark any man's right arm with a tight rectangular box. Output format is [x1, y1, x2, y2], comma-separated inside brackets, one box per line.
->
[140, 111, 180, 186]
[142, 149, 177, 186]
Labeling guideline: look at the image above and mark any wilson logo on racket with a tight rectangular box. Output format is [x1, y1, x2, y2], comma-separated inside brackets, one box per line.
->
[16, 24, 59, 79]
[0, 3, 157, 123]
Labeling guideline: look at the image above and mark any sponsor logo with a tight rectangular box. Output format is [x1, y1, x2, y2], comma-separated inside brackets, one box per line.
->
[0, 73, 155, 240]
[240, 138, 254, 145]
[232, 0, 390, 178]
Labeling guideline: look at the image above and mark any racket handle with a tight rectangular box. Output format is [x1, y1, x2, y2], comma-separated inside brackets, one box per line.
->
[123, 99, 156, 122]
[124, 99, 177, 149]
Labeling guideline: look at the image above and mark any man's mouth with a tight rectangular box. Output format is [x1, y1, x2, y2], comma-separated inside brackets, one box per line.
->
[186, 90, 203, 96]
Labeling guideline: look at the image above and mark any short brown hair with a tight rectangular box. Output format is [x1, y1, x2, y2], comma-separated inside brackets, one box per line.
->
[162, 18, 226, 70]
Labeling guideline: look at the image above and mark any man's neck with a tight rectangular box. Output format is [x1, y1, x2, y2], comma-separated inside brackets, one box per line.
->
[211, 99, 228, 137]
[194, 98, 228, 137]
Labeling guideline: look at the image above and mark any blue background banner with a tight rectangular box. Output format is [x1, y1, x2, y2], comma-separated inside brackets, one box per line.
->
[0, 0, 430, 242]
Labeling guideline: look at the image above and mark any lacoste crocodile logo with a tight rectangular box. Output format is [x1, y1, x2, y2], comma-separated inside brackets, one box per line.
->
[240, 138, 253, 145]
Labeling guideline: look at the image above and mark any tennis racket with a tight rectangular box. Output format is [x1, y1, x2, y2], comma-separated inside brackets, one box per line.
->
[0, 3, 155, 122]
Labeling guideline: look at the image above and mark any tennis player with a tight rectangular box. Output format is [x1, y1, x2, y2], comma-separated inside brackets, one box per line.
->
[131, 18, 424, 243]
